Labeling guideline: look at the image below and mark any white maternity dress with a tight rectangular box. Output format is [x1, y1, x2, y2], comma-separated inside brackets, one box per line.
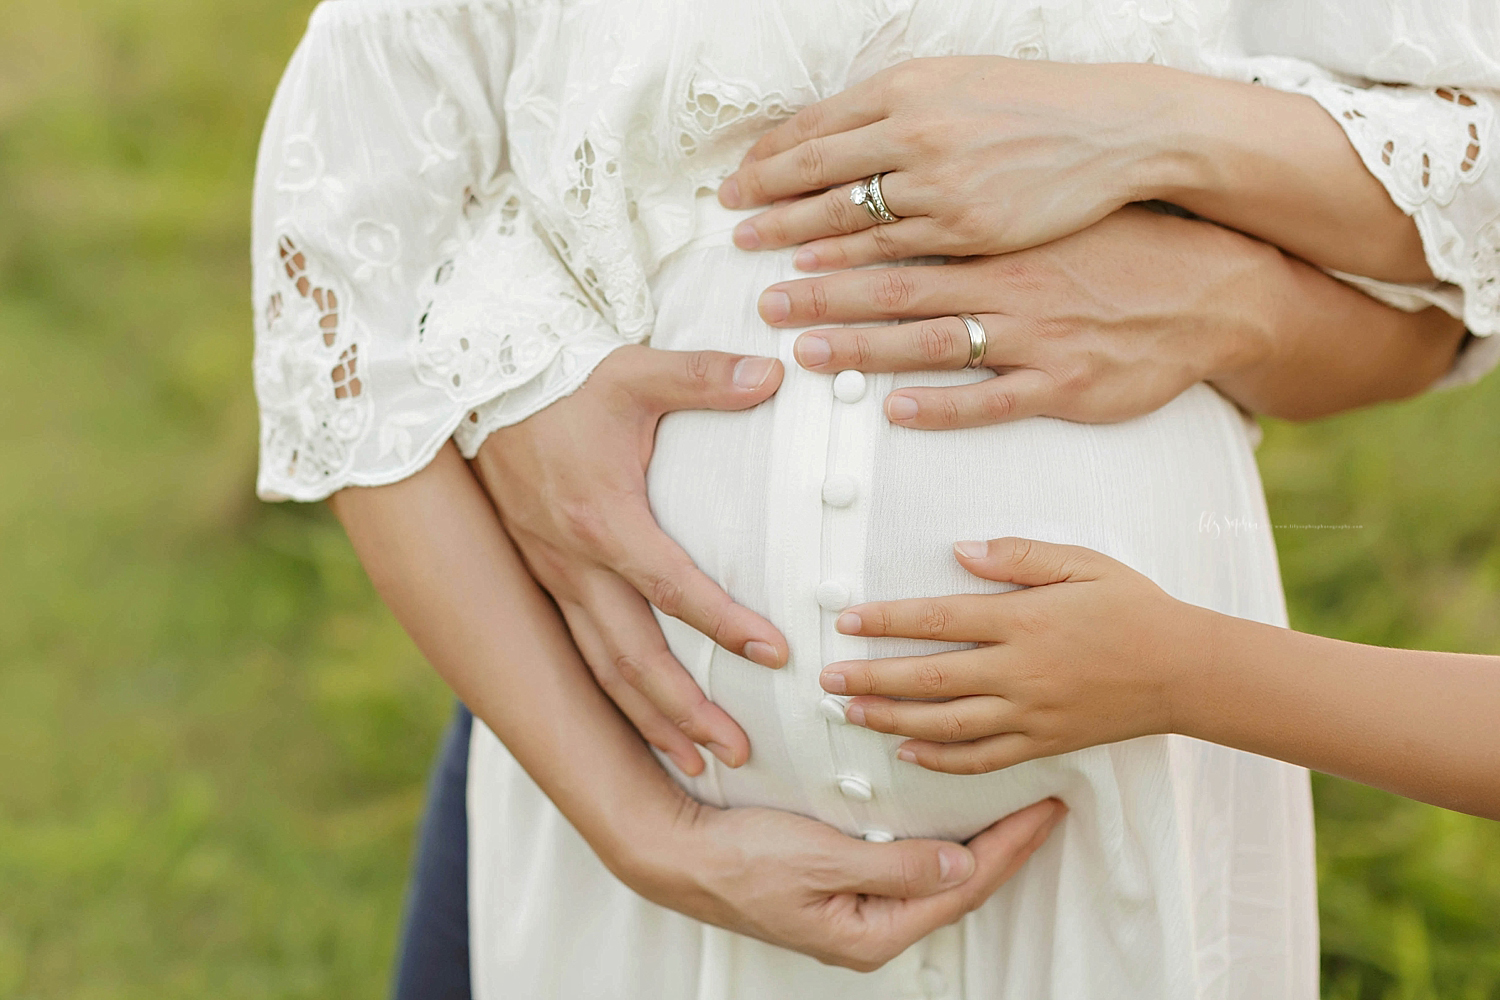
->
[251, 2, 1500, 997]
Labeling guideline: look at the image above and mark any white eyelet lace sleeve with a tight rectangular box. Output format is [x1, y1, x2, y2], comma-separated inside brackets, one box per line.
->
[251, 0, 624, 502]
[1284, 79, 1500, 389]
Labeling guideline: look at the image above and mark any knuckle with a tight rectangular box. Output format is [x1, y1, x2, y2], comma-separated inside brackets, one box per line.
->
[849, 331, 875, 368]
[931, 392, 963, 428]
[954, 752, 991, 776]
[897, 852, 925, 897]
[915, 320, 959, 365]
[698, 600, 733, 644]
[1029, 316, 1071, 344]
[998, 257, 1048, 294]
[807, 281, 830, 321]
[640, 571, 687, 617]
[796, 140, 829, 187]
[916, 602, 954, 638]
[738, 167, 768, 205]
[914, 660, 948, 694]
[979, 386, 1017, 422]
[793, 103, 825, 143]
[684, 350, 715, 388]
[869, 223, 901, 261]
[822, 190, 857, 234]
[872, 270, 916, 313]
[937, 711, 967, 743]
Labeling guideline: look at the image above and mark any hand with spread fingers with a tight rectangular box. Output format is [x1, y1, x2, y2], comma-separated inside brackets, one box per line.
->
[472, 344, 790, 776]
[818, 536, 1195, 775]
[753, 205, 1465, 430]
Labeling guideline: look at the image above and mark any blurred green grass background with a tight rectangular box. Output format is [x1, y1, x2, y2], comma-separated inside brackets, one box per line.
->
[0, 1, 1496, 997]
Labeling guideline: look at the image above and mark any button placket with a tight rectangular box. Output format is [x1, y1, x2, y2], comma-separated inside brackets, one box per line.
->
[816, 368, 891, 835]
[762, 330, 859, 828]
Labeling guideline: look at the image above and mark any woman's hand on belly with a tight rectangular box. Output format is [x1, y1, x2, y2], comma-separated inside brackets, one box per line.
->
[719, 55, 1431, 284]
[472, 345, 789, 775]
[631, 797, 1064, 971]
[818, 537, 1199, 774]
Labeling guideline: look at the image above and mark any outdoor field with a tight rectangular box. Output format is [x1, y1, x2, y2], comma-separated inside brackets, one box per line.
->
[1, 1, 1497, 997]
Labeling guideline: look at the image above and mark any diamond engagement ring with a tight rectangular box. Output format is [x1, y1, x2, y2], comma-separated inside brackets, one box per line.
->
[958, 313, 987, 369]
[850, 172, 899, 224]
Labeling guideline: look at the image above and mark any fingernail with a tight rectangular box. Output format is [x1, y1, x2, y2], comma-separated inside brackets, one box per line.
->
[845, 701, 865, 726]
[733, 357, 775, 389]
[794, 249, 818, 271]
[706, 742, 739, 767]
[938, 845, 974, 885]
[719, 177, 741, 208]
[954, 540, 987, 559]
[795, 334, 832, 367]
[820, 670, 847, 694]
[897, 747, 918, 763]
[742, 640, 780, 667]
[732, 221, 760, 250]
[835, 612, 861, 634]
[758, 290, 791, 324]
[886, 395, 919, 421]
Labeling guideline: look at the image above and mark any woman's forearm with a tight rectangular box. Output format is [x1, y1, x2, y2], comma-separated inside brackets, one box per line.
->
[1139, 67, 1431, 283]
[1210, 246, 1467, 420]
[1176, 610, 1500, 820]
[327, 444, 692, 879]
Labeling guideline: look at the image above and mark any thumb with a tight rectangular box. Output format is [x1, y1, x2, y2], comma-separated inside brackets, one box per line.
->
[952, 536, 1107, 587]
[624, 348, 783, 413]
[834, 838, 978, 899]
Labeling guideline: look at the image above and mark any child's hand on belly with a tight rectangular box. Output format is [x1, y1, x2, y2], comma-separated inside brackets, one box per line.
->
[819, 537, 1209, 774]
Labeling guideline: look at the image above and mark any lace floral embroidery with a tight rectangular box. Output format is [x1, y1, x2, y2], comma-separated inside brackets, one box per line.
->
[1306, 81, 1500, 331]
[255, 234, 371, 493]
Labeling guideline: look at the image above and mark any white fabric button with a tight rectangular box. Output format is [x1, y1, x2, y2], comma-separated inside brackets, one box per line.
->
[816, 580, 851, 611]
[836, 774, 873, 802]
[833, 369, 866, 403]
[819, 695, 849, 724]
[862, 829, 895, 843]
[821, 474, 858, 507]
[919, 965, 948, 997]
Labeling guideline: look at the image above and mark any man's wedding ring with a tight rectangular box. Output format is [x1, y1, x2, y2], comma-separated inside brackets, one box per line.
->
[959, 314, 987, 369]
[850, 172, 899, 224]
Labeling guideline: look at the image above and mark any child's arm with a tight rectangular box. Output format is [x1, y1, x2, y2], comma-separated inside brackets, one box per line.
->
[327, 446, 1062, 970]
[821, 537, 1500, 821]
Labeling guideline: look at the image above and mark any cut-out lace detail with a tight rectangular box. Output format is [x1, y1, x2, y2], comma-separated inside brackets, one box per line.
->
[252, 0, 1500, 500]
[1299, 79, 1500, 333]
[255, 234, 370, 494]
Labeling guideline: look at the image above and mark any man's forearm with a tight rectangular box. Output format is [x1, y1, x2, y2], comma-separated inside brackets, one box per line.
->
[1210, 245, 1467, 421]
[327, 443, 690, 880]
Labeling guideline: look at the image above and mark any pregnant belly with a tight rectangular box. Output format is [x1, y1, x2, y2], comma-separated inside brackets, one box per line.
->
[641, 226, 1286, 842]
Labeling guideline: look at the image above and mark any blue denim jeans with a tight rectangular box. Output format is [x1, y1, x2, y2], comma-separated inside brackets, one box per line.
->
[391, 702, 472, 1000]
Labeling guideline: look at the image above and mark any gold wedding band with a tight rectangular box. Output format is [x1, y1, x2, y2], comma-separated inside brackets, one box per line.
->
[958, 313, 987, 369]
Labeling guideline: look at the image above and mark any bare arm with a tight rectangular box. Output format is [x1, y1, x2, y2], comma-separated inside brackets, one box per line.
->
[816, 538, 1500, 822]
[1180, 611, 1500, 820]
[1147, 70, 1432, 283]
[326, 444, 1062, 970]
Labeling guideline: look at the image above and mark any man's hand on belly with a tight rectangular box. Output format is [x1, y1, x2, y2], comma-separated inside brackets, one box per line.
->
[470, 345, 788, 776]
